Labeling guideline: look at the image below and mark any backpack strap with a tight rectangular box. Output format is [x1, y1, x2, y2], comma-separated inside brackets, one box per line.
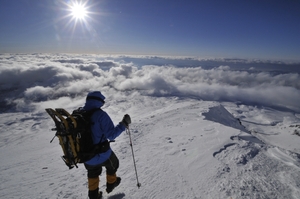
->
[84, 107, 102, 115]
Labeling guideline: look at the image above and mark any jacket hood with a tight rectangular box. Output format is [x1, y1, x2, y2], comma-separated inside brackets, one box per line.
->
[83, 91, 106, 110]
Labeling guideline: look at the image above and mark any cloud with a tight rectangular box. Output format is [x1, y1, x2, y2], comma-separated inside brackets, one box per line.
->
[0, 53, 299, 112]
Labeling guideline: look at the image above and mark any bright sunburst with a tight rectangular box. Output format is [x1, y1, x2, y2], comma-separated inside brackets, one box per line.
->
[64, 0, 92, 25]
[57, 0, 104, 43]
[70, 2, 88, 20]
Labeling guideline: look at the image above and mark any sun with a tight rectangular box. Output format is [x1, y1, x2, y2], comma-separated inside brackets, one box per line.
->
[57, 0, 104, 40]
[70, 3, 87, 20]
[70, 2, 88, 20]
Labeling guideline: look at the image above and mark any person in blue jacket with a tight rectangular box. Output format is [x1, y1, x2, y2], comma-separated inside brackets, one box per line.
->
[83, 91, 131, 199]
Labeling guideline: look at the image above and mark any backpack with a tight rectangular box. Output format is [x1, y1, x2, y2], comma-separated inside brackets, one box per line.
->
[45, 107, 110, 169]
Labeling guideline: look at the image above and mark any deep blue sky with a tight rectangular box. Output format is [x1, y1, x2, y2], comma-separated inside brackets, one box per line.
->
[1, 0, 300, 61]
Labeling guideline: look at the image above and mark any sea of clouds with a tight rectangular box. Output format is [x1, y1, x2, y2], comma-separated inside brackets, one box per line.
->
[0, 53, 299, 112]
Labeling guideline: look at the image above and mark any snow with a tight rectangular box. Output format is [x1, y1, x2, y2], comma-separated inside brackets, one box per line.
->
[0, 54, 300, 199]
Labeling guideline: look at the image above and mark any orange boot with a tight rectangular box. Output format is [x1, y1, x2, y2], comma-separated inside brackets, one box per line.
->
[88, 177, 102, 199]
[106, 173, 121, 193]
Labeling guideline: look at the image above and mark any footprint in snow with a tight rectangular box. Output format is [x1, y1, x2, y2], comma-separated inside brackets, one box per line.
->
[165, 137, 173, 143]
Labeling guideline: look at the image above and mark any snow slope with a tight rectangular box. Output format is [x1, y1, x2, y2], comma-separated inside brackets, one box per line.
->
[1, 97, 300, 199]
[0, 53, 300, 198]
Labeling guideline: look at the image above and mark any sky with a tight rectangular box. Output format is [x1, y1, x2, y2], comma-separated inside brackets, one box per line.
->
[0, 0, 300, 61]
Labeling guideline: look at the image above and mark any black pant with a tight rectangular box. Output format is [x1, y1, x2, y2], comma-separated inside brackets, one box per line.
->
[84, 151, 119, 178]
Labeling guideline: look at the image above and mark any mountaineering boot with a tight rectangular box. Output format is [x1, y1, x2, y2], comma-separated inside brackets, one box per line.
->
[106, 177, 121, 193]
[88, 188, 103, 199]
[88, 177, 101, 199]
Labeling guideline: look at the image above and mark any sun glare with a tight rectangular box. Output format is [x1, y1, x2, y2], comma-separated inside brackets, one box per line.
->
[71, 3, 87, 20]
[59, 0, 103, 40]
[70, 2, 88, 20]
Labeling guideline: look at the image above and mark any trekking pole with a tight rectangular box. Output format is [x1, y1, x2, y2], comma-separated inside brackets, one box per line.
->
[126, 126, 141, 188]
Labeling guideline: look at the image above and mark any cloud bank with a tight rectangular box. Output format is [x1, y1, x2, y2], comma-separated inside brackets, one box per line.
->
[0, 53, 299, 112]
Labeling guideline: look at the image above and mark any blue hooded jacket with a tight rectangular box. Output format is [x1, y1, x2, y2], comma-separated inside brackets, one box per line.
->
[83, 91, 126, 165]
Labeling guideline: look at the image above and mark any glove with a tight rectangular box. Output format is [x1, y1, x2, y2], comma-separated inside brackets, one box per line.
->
[121, 114, 131, 127]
